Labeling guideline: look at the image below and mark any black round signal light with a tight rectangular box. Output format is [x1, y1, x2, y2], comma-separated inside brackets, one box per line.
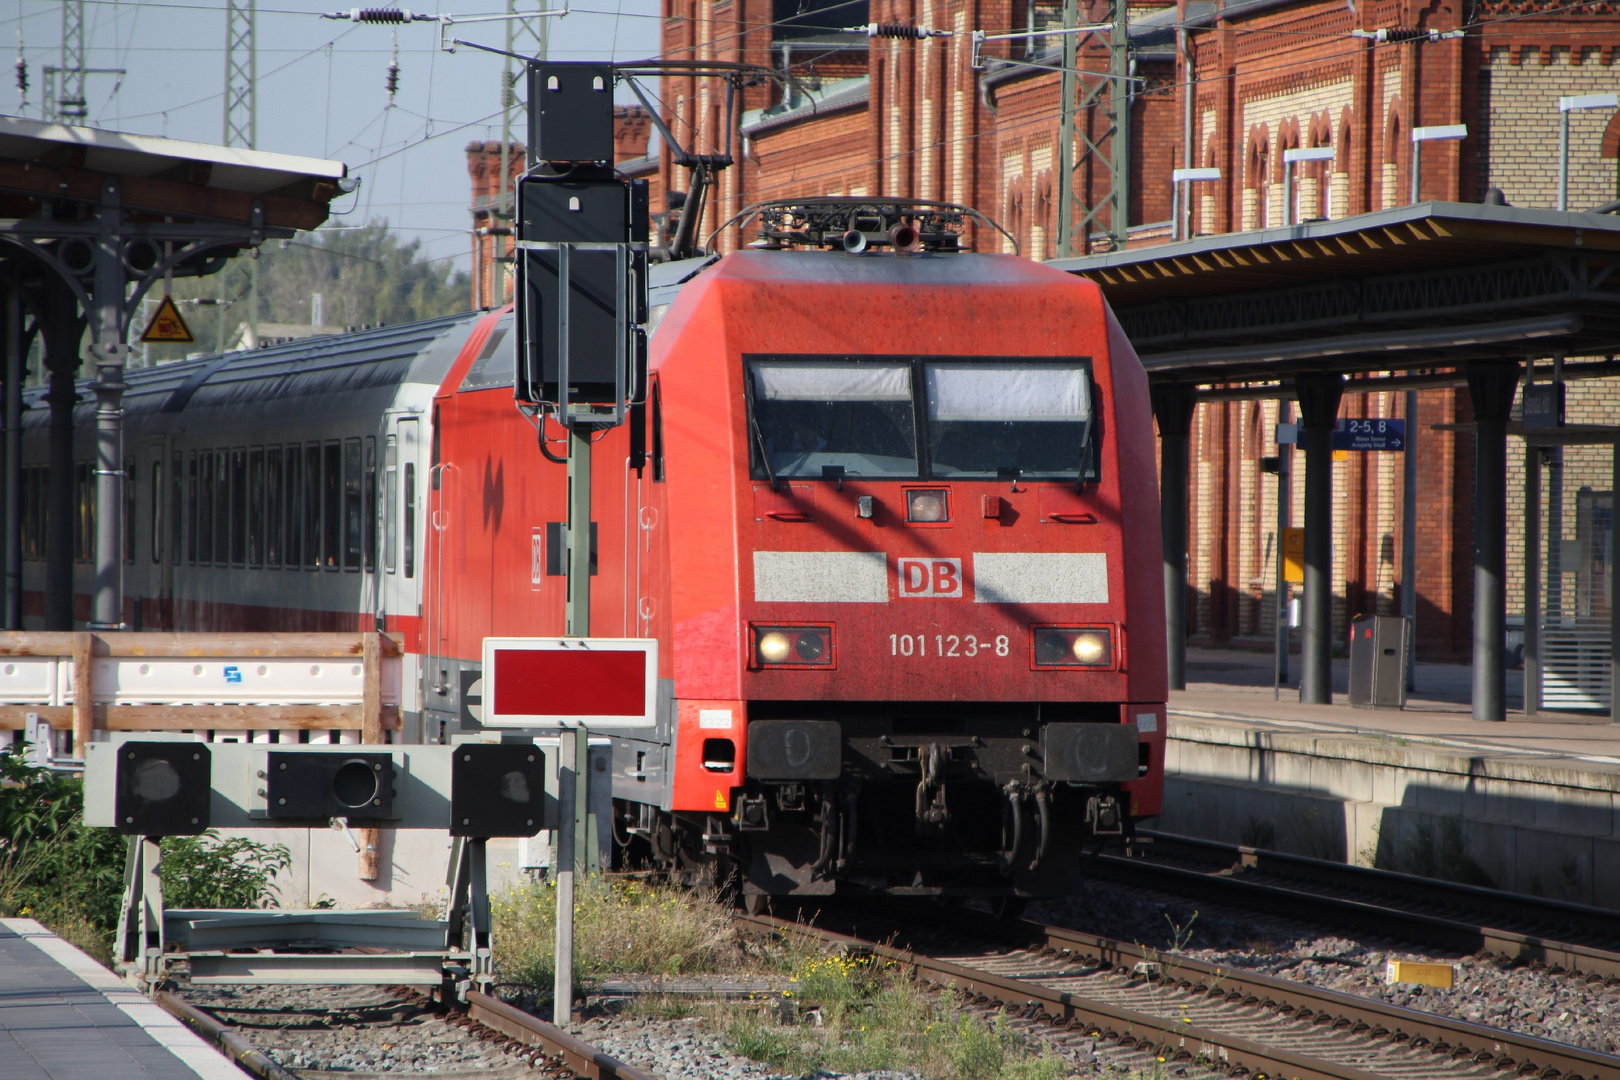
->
[795, 631, 826, 662]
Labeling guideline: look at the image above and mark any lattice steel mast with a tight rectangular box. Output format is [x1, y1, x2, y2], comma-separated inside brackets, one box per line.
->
[223, 0, 258, 348]
[1055, 0, 1129, 256]
[495, 0, 549, 302]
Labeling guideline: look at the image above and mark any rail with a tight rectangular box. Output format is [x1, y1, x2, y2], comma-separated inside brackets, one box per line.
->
[464, 991, 661, 1080]
[735, 911, 1620, 1080]
[1090, 832, 1620, 980]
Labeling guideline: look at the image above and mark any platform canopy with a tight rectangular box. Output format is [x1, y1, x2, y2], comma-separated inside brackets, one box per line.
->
[1052, 202, 1620, 384]
[0, 115, 351, 636]
[1052, 201, 1620, 726]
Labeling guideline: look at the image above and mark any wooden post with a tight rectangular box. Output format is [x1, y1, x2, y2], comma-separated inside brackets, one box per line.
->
[71, 631, 94, 753]
[359, 630, 383, 881]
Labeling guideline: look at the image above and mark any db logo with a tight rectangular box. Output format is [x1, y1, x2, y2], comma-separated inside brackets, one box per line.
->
[898, 557, 963, 598]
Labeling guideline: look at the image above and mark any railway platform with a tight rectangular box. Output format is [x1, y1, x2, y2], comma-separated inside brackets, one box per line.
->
[0, 919, 237, 1080]
[1161, 647, 1620, 911]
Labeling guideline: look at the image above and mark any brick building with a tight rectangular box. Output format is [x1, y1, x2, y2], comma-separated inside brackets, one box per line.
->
[466, 0, 1620, 666]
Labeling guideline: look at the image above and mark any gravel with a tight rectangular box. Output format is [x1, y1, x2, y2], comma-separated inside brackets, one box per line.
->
[1030, 877, 1620, 1055]
[180, 984, 537, 1077]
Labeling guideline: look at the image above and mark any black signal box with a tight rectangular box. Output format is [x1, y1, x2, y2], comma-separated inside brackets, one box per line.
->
[266, 751, 397, 821]
[529, 62, 614, 164]
[450, 744, 548, 837]
[515, 173, 649, 408]
[114, 742, 211, 836]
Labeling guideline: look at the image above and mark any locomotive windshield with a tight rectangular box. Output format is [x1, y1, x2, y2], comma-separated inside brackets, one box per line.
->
[925, 362, 1092, 480]
[749, 360, 919, 478]
[747, 356, 1095, 482]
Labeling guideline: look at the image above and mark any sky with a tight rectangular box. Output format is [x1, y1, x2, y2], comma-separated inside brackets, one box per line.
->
[5, 0, 663, 275]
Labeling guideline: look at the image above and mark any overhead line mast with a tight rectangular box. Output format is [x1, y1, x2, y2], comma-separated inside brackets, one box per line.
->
[224, 0, 258, 349]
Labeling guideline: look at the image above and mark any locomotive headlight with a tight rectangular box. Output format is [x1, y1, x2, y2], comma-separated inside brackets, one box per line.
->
[906, 489, 949, 523]
[757, 631, 793, 664]
[1035, 631, 1071, 665]
[753, 625, 834, 667]
[1031, 626, 1115, 668]
[1072, 632, 1108, 664]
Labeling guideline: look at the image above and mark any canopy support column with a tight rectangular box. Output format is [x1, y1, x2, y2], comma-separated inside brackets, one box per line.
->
[1465, 361, 1520, 721]
[1296, 372, 1343, 706]
[1152, 384, 1196, 691]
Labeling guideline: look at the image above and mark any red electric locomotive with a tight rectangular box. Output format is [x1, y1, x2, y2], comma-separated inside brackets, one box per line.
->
[432, 200, 1166, 901]
[31, 199, 1164, 903]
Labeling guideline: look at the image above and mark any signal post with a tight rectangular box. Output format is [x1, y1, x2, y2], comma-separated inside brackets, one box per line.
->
[511, 60, 651, 1025]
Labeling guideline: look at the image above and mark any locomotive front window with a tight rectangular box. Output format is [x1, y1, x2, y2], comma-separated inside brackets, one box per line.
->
[749, 360, 918, 479]
[924, 362, 1093, 480]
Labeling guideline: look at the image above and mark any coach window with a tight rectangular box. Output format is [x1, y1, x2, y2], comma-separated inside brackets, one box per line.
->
[324, 441, 342, 569]
[265, 447, 283, 568]
[403, 462, 416, 578]
[747, 360, 918, 479]
[286, 446, 303, 568]
[213, 449, 229, 567]
[229, 448, 247, 566]
[362, 437, 377, 573]
[191, 452, 204, 564]
[123, 457, 136, 564]
[923, 361, 1094, 481]
[248, 448, 265, 568]
[171, 452, 182, 567]
[150, 457, 162, 564]
[384, 435, 398, 574]
[303, 444, 321, 569]
[341, 438, 362, 571]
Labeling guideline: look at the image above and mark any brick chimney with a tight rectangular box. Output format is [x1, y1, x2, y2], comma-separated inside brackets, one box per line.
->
[465, 140, 526, 309]
[614, 106, 652, 163]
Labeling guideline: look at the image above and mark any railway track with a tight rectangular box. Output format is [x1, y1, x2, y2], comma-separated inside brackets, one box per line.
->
[735, 909, 1620, 1080]
[1082, 832, 1620, 981]
[158, 984, 658, 1080]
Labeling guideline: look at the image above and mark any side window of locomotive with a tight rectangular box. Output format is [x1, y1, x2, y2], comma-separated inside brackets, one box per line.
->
[304, 444, 322, 569]
[923, 361, 1095, 481]
[747, 359, 918, 480]
[266, 447, 283, 569]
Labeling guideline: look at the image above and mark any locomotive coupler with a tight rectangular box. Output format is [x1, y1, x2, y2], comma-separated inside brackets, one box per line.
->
[914, 742, 951, 833]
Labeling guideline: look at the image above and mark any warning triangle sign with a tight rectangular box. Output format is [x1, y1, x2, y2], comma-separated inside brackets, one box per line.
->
[140, 295, 195, 344]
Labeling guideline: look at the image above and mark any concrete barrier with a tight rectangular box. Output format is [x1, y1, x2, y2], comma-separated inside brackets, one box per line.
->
[1158, 717, 1620, 910]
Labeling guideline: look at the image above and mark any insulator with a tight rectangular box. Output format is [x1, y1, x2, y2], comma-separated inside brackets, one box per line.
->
[867, 21, 929, 38]
[14, 59, 25, 96]
[354, 7, 416, 22]
[385, 63, 400, 96]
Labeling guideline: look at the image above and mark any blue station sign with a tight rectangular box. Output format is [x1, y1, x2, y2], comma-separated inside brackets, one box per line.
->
[1332, 418, 1405, 452]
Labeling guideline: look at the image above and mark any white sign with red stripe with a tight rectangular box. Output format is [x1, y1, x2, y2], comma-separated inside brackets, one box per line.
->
[480, 637, 658, 729]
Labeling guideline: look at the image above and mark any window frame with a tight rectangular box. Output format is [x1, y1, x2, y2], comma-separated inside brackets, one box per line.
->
[742, 353, 1099, 485]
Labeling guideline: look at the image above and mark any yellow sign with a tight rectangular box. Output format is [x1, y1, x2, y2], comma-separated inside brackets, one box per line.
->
[1282, 526, 1305, 584]
[140, 295, 195, 344]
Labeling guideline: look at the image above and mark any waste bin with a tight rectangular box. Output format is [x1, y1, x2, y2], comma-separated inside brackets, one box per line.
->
[1348, 614, 1409, 709]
